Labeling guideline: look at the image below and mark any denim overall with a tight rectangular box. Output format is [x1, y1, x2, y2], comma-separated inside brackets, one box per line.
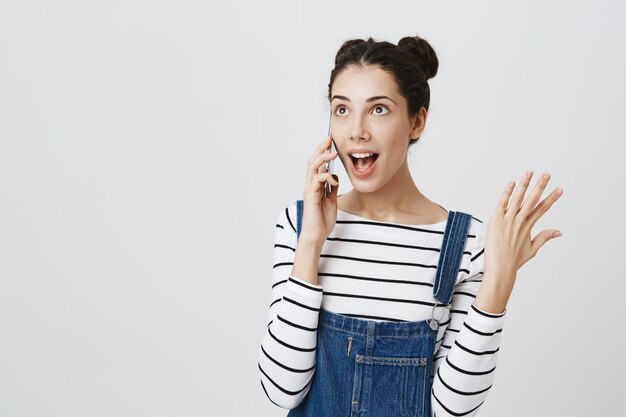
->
[287, 199, 472, 417]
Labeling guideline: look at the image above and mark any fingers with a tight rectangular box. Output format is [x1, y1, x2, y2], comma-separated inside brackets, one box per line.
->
[316, 135, 333, 151]
[313, 172, 338, 189]
[309, 150, 338, 181]
[500, 171, 563, 227]
[307, 136, 335, 183]
[497, 181, 515, 214]
[530, 229, 562, 258]
[317, 155, 329, 176]
[328, 174, 340, 199]
[525, 186, 564, 229]
[316, 151, 338, 173]
[518, 172, 552, 218]
[504, 170, 534, 220]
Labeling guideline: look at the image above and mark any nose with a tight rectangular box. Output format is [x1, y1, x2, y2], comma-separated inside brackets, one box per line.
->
[349, 116, 371, 142]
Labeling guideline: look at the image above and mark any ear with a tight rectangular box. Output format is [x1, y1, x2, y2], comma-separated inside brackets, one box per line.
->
[409, 107, 427, 139]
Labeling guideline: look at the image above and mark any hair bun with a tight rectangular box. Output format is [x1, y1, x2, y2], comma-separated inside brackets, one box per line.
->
[397, 36, 438, 80]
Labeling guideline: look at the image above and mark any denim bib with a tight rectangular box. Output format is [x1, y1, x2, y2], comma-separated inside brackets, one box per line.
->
[288, 199, 472, 417]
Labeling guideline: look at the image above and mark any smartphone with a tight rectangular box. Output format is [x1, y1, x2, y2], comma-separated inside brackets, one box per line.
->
[324, 110, 336, 197]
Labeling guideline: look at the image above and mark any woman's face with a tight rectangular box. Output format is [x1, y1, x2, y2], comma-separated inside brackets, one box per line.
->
[330, 64, 423, 193]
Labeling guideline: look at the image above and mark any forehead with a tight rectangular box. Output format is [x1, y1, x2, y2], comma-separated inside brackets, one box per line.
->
[332, 65, 402, 101]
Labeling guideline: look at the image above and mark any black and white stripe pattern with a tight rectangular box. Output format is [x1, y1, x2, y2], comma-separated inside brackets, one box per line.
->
[259, 202, 506, 415]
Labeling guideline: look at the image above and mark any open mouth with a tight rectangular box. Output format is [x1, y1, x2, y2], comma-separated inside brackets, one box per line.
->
[350, 154, 379, 172]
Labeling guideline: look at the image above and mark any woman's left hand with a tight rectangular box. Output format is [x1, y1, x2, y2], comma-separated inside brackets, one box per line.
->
[484, 170, 564, 285]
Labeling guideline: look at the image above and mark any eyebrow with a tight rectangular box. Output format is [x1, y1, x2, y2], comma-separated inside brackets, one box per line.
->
[330, 95, 397, 105]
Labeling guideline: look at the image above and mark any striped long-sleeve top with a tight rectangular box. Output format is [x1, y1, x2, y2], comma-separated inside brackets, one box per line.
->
[259, 201, 507, 416]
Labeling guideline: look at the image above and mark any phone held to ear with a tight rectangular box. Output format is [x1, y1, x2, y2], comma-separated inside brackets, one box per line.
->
[324, 112, 336, 198]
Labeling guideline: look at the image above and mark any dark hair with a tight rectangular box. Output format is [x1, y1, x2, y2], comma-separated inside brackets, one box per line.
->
[327, 35, 439, 147]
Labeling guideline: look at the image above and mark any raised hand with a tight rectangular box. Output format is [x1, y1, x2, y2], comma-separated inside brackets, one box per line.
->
[485, 170, 564, 279]
[476, 170, 564, 313]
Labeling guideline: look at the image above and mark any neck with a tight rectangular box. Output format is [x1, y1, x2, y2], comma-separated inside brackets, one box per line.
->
[344, 158, 428, 219]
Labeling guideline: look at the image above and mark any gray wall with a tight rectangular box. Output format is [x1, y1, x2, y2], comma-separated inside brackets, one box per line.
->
[1, 0, 624, 415]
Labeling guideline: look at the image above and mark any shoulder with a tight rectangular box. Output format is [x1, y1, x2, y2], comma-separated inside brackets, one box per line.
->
[467, 214, 485, 237]
[465, 214, 486, 263]
[456, 212, 486, 252]
[274, 201, 300, 242]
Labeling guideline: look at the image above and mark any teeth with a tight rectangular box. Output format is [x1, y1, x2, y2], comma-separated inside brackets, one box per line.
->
[351, 153, 374, 158]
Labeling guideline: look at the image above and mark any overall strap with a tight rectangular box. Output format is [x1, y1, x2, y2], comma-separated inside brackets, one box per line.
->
[296, 199, 304, 241]
[433, 211, 472, 306]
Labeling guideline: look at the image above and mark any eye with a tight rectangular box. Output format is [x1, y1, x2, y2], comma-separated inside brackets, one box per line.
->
[334, 105, 349, 116]
[334, 105, 389, 116]
[372, 105, 389, 115]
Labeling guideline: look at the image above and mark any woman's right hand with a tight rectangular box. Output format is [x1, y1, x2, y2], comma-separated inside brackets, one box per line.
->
[300, 135, 340, 246]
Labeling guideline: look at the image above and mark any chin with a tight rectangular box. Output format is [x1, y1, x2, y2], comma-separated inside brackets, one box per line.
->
[349, 179, 383, 193]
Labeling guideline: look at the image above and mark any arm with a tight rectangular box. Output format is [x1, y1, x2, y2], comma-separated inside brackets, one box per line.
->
[431, 171, 564, 416]
[430, 221, 507, 417]
[258, 204, 324, 409]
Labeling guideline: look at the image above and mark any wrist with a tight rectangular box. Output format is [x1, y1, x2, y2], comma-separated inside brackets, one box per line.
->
[296, 234, 324, 253]
[485, 263, 517, 283]
[474, 272, 514, 314]
[291, 237, 323, 286]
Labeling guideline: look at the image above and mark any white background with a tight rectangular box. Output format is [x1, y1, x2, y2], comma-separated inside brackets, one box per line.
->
[1, 0, 625, 416]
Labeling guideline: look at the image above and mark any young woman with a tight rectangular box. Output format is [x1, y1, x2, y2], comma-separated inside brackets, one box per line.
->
[258, 35, 563, 417]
